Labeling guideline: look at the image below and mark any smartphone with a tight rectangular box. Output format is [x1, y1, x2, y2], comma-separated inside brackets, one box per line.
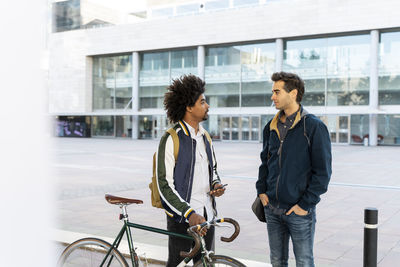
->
[207, 184, 228, 195]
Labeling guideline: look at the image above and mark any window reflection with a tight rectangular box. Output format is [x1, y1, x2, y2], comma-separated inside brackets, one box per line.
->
[378, 115, 400, 145]
[92, 116, 114, 137]
[240, 43, 275, 107]
[52, 0, 81, 32]
[204, 0, 230, 11]
[93, 55, 132, 110]
[284, 35, 370, 106]
[205, 43, 275, 108]
[139, 49, 197, 109]
[379, 32, 400, 105]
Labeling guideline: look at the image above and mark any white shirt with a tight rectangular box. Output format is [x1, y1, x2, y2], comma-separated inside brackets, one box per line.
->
[184, 121, 214, 221]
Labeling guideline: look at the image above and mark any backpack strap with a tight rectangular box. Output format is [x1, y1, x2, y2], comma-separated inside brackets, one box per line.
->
[166, 128, 179, 161]
[204, 130, 212, 146]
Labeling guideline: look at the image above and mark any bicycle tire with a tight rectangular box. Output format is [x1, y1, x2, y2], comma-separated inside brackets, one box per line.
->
[193, 255, 246, 267]
[57, 237, 129, 267]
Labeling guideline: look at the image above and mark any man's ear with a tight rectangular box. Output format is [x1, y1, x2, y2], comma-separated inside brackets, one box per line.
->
[186, 106, 192, 113]
[290, 89, 298, 100]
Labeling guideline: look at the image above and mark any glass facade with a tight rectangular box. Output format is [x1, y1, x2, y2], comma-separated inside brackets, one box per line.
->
[379, 32, 400, 105]
[139, 49, 197, 109]
[202, 115, 264, 141]
[205, 43, 275, 108]
[138, 115, 169, 139]
[93, 55, 132, 110]
[55, 30, 400, 145]
[91, 116, 132, 138]
[284, 35, 370, 106]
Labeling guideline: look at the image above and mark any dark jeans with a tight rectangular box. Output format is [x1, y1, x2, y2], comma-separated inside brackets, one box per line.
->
[166, 215, 215, 267]
[264, 205, 316, 267]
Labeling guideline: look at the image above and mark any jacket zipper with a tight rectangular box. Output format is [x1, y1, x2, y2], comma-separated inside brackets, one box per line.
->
[186, 139, 195, 203]
[275, 139, 283, 205]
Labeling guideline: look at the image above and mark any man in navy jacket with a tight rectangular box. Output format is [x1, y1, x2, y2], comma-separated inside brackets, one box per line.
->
[256, 72, 332, 267]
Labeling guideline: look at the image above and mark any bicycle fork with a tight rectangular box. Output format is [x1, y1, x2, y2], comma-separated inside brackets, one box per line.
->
[178, 236, 213, 267]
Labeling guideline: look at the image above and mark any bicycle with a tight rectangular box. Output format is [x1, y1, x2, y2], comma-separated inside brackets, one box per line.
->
[57, 194, 246, 267]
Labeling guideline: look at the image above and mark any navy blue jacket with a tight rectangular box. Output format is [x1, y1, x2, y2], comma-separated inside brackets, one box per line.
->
[256, 108, 332, 211]
[157, 121, 220, 223]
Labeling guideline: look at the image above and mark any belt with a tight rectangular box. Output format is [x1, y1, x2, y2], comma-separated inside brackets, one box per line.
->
[267, 203, 287, 215]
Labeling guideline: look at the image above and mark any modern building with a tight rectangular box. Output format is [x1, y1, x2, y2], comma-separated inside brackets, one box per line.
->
[49, 0, 400, 145]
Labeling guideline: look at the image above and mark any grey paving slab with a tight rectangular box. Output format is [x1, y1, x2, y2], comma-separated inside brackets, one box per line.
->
[53, 138, 400, 266]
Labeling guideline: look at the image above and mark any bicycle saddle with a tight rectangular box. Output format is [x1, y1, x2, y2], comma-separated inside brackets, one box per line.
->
[105, 194, 143, 205]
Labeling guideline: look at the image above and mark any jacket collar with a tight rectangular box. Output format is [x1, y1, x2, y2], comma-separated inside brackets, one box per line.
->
[270, 105, 308, 139]
[178, 120, 191, 137]
[183, 120, 205, 137]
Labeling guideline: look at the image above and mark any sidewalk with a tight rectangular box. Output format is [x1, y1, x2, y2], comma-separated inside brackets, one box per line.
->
[53, 138, 400, 266]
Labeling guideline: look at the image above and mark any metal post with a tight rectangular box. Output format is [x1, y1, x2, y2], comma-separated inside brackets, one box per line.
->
[363, 208, 378, 267]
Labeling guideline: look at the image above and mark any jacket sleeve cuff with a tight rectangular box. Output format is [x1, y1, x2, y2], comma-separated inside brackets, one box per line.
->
[211, 180, 220, 189]
[184, 208, 195, 219]
[297, 199, 311, 211]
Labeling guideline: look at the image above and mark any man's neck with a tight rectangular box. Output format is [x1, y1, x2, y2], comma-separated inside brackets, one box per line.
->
[183, 118, 199, 134]
[281, 103, 300, 121]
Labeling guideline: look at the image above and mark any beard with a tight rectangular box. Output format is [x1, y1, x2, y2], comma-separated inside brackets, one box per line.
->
[202, 112, 209, 121]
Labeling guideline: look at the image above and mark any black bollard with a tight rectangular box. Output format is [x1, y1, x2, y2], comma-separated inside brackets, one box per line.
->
[363, 208, 378, 267]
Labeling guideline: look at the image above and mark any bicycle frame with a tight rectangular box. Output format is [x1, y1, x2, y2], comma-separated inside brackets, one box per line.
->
[100, 215, 194, 267]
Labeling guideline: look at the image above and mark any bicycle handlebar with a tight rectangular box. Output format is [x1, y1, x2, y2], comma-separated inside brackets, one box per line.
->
[179, 217, 240, 259]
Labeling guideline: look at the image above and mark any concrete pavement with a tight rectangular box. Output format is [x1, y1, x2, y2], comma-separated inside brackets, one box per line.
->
[52, 138, 400, 266]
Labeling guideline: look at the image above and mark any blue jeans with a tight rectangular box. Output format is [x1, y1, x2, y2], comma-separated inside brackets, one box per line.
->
[264, 204, 316, 267]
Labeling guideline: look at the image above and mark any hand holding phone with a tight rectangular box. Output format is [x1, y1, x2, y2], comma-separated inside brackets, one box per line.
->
[208, 184, 227, 197]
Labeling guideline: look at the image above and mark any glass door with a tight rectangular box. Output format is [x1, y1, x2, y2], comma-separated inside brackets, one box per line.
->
[221, 117, 230, 140]
[250, 116, 260, 141]
[322, 115, 350, 144]
[338, 116, 350, 143]
[153, 115, 168, 139]
[231, 117, 239, 140]
[241, 116, 250, 141]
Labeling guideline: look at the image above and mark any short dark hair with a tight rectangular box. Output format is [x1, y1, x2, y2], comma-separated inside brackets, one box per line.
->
[164, 74, 205, 123]
[271, 71, 304, 103]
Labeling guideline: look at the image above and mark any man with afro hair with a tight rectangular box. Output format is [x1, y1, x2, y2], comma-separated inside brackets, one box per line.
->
[156, 74, 225, 266]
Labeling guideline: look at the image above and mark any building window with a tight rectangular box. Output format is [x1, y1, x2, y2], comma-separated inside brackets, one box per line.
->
[92, 116, 114, 137]
[240, 43, 275, 107]
[379, 31, 400, 105]
[139, 49, 197, 109]
[55, 116, 90, 137]
[204, 0, 230, 11]
[52, 0, 81, 32]
[378, 115, 400, 145]
[284, 35, 370, 106]
[176, 3, 200, 16]
[205, 43, 275, 108]
[350, 115, 369, 145]
[93, 55, 132, 110]
[233, 0, 259, 8]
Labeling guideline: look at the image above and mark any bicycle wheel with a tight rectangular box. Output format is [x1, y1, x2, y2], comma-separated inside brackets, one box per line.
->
[57, 237, 129, 267]
[193, 255, 246, 267]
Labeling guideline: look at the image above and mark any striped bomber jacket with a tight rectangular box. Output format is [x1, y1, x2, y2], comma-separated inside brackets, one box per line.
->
[156, 120, 221, 223]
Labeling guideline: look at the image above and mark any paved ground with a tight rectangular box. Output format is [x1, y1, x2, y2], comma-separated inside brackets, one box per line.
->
[52, 138, 400, 266]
